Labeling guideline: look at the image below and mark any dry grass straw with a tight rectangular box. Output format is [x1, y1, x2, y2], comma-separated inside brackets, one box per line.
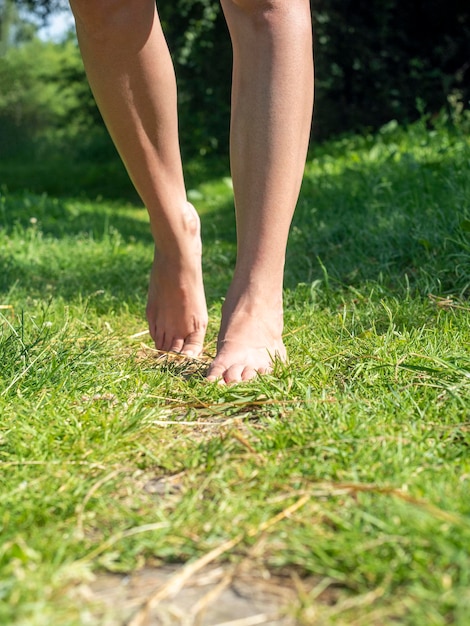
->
[125, 496, 309, 626]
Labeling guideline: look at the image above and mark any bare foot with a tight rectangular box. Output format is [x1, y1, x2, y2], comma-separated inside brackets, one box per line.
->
[146, 203, 208, 357]
[206, 283, 286, 384]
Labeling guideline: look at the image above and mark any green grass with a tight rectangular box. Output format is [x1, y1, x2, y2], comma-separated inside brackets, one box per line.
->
[0, 114, 469, 625]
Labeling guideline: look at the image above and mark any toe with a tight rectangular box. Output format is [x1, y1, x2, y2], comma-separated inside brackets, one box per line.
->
[241, 366, 258, 381]
[148, 322, 157, 344]
[168, 338, 185, 354]
[206, 362, 227, 383]
[223, 364, 246, 384]
[161, 333, 176, 353]
[181, 330, 205, 358]
[154, 329, 165, 351]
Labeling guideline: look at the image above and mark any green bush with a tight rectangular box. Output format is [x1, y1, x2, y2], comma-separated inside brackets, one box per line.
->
[0, 37, 112, 160]
[4, 0, 470, 161]
[312, 0, 470, 138]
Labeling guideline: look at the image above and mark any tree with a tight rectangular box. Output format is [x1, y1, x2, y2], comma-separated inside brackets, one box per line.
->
[312, 0, 470, 137]
[1, 0, 38, 54]
[15, 0, 67, 20]
[8, 0, 470, 152]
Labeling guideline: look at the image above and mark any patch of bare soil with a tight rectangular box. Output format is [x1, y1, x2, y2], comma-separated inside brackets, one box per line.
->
[74, 497, 337, 625]
[83, 563, 315, 626]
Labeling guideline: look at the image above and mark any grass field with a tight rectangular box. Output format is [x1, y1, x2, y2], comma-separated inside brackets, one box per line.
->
[1, 113, 469, 625]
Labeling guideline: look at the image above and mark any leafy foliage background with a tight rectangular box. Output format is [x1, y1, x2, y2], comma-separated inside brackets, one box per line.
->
[3, 0, 469, 160]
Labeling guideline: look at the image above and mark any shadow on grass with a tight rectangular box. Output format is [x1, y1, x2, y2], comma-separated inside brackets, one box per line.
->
[286, 144, 470, 297]
[0, 191, 152, 243]
[0, 187, 237, 315]
[0, 153, 230, 202]
[1, 137, 469, 317]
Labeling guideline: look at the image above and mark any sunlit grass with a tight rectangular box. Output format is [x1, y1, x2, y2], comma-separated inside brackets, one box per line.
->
[0, 116, 469, 625]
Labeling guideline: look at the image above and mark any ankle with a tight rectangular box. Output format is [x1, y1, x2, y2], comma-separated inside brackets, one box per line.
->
[151, 202, 202, 258]
[230, 269, 284, 305]
[222, 282, 284, 334]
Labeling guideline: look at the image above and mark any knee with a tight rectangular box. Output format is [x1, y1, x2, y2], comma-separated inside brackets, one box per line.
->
[228, 0, 310, 31]
[230, 0, 305, 16]
[69, 0, 151, 40]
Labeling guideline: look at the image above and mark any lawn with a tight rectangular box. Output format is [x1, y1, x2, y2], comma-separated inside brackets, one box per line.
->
[0, 113, 469, 625]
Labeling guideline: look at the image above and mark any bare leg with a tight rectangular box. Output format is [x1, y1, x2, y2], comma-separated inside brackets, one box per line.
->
[207, 0, 314, 383]
[69, 0, 207, 356]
